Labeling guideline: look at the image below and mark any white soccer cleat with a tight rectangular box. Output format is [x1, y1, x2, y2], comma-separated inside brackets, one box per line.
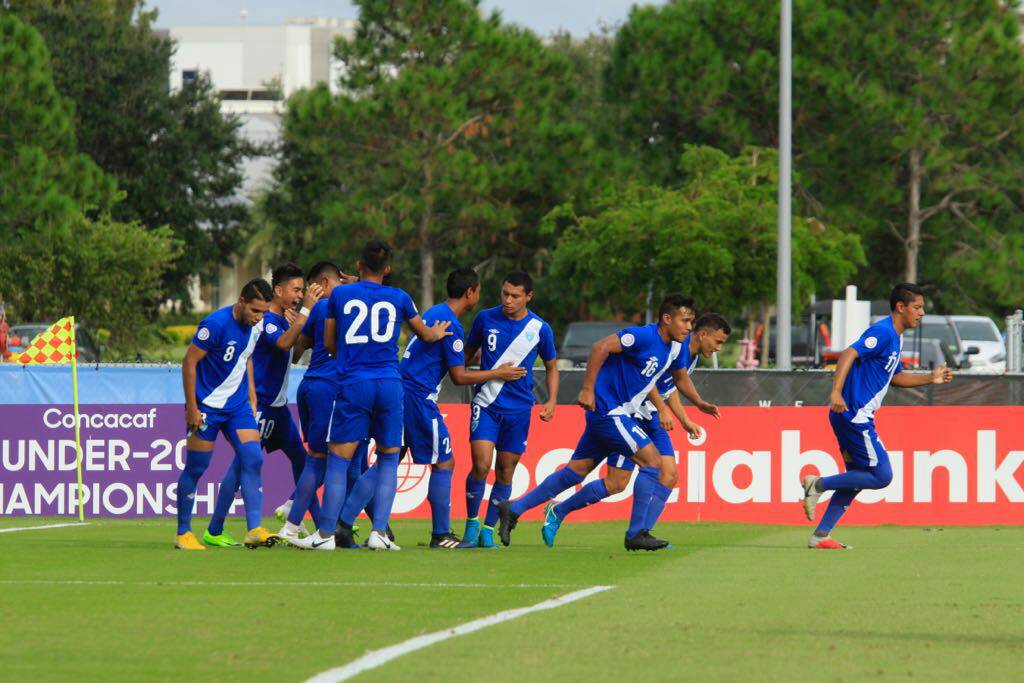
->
[801, 475, 822, 521]
[277, 524, 302, 546]
[288, 532, 335, 551]
[367, 529, 400, 551]
[274, 499, 293, 523]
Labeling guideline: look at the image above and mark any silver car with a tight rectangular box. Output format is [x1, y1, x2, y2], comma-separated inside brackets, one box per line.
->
[949, 315, 1006, 373]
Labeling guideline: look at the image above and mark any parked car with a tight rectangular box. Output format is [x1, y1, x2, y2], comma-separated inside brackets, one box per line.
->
[949, 315, 1006, 373]
[891, 314, 979, 370]
[8, 323, 104, 362]
[557, 321, 629, 368]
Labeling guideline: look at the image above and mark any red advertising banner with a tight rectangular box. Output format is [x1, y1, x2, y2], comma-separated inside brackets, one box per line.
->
[392, 405, 1024, 526]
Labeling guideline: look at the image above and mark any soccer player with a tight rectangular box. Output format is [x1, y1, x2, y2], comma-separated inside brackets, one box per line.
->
[202, 263, 322, 546]
[525, 312, 732, 546]
[460, 271, 559, 548]
[175, 279, 277, 550]
[498, 294, 714, 551]
[800, 283, 953, 549]
[290, 240, 450, 551]
[361, 267, 527, 549]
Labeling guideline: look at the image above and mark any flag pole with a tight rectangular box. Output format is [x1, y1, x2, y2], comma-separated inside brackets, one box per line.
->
[69, 316, 84, 522]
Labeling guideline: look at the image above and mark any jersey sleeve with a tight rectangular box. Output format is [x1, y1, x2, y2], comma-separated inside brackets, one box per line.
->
[399, 290, 418, 321]
[441, 324, 466, 369]
[891, 332, 903, 375]
[325, 287, 342, 321]
[616, 325, 648, 359]
[851, 325, 885, 360]
[301, 303, 319, 338]
[539, 322, 557, 362]
[670, 345, 692, 371]
[261, 316, 287, 348]
[466, 313, 484, 350]
[192, 315, 221, 352]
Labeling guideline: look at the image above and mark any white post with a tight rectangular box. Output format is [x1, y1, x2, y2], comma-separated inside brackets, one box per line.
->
[776, 0, 793, 369]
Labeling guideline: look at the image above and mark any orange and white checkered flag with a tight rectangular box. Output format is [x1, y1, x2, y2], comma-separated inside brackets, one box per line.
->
[17, 316, 77, 365]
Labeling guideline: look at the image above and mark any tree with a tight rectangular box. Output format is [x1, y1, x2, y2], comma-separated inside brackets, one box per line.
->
[546, 146, 864, 330]
[266, 0, 586, 308]
[9, 0, 253, 304]
[0, 13, 177, 348]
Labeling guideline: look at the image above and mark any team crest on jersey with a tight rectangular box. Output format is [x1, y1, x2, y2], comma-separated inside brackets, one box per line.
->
[865, 336, 878, 349]
[526, 331, 536, 342]
[197, 327, 210, 341]
[266, 323, 278, 334]
[453, 339, 464, 353]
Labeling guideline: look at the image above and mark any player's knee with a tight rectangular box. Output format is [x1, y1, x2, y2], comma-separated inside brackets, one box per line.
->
[661, 470, 679, 488]
[495, 463, 516, 483]
[872, 463, 893, 488]
[604, 475, 627, 495]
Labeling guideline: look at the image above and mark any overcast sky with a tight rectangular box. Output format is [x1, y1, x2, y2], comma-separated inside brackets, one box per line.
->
[149, 0, 668, 36]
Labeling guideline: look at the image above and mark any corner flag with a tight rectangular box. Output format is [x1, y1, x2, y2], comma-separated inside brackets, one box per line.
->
[17, 316, 85, 521]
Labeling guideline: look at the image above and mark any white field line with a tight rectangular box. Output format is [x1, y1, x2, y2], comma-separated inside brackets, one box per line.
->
[305, 585, 616, 683]
[0, 522, 89, 534]
[0, 579, 590, 590]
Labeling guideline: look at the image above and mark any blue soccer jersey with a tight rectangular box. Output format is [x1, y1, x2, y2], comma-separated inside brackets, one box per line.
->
[400, 302, 465, 400]
[300, 299, 335, 383]
[327, 280, 419, 385]
[467, 306, 557, 414]
[840, 317, 904, 424]
[252, 310, 291, 407]
[191, 306, 262, 412]
[593, 324, 682, 417]
[637, 333, 700, 420]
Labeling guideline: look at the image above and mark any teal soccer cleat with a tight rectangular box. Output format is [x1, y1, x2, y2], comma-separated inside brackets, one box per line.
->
[458, 517, 481, 548]
[541, 501, 562, 548]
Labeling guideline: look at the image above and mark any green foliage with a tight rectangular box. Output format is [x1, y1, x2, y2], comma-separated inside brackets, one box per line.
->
[8, 0, 254, 304]
[0, 13, 178, 348]
[547, 147, 864, 318]
[266, 0, 588, 307]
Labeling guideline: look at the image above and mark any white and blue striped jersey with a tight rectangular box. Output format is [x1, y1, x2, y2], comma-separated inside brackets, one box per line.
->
[191, 306, 262, 411]
[840, 316, 904, 424]
[252, 310, 290, 408]
[401, 302, 465, 401]
[636, 333, 699, 420]
[467, 306, 557, 414]
[592, 324, 682, 417]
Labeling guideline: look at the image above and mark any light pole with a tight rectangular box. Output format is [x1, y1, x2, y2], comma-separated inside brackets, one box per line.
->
[776, 0, 793, 369]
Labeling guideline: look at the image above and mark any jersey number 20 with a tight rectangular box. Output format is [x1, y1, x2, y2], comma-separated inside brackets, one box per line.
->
[344, 300, 397, 344]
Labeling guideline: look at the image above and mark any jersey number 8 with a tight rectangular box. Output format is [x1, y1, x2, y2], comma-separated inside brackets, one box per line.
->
[223, 346, 235, 362]
[344, 300, 397, 344]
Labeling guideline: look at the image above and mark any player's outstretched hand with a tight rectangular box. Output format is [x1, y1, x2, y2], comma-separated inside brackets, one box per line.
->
[496, 362, 527, 381]
[428, 320, 452, 341]
[932, 363, 954, 385]
[577, 388, 596, 412]
[830, 389, 848, 413]
[659, 409, 674, 431]
[283, 308, 298, 325]
[302, 282, 323, 309]
[340, 271, 360, 285]
[540, 400, 556, 422]
[681, 419, 703, 441]
[698, 400, 720, 419]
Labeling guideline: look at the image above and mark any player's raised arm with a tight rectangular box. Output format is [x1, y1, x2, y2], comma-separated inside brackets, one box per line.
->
[182, 343, 207, 433]
[671, 367, 719, 419]
[273, 282, 322, 352]
[292, 333, 312, 363]
[578, 333, 621, 411]
[448, 362, 526, 385]
[408, 314, 451, 343]
[829, 347, 859, 413]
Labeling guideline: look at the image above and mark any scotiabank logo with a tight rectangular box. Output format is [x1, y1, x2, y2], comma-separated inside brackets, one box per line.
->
[392, 405, 1024, 526]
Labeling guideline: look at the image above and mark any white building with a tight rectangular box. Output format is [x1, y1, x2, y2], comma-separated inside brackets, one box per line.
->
[163, 17, 355, 310]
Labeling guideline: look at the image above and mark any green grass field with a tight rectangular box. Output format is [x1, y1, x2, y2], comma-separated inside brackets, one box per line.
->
[2, 518, 1022, 682]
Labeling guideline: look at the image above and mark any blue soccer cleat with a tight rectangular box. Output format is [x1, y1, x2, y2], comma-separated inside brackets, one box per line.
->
[458, 517, 481, 548]
[479, 525, 498, 549]
[541, 502, 562, 548]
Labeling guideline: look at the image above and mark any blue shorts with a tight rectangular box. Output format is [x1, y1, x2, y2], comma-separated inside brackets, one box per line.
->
[402, 393, 453, 465]
[829, 412, 889, 469]
[570, 412, 653, 469]
[256, 403, 303, 453]
[192, 404, 258, 443]
[637, 417, 675, 457]
[297, 377, 337, 454]
[470, 404, 530, 455]
[329, 379, 404, 448]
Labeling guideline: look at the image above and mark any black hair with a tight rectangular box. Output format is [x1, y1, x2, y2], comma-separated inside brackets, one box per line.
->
[271, 262, 304, 288]
[658, 293, 695, 319]
[503, 271, 533, 294]
[447, 268, 480, 299]
[306, 261, 341, 284]
[890, 282, 924, 311]
[240, 278, 273, 303]
[361, 239, 392, 274]
[694, 313, 731, 335]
